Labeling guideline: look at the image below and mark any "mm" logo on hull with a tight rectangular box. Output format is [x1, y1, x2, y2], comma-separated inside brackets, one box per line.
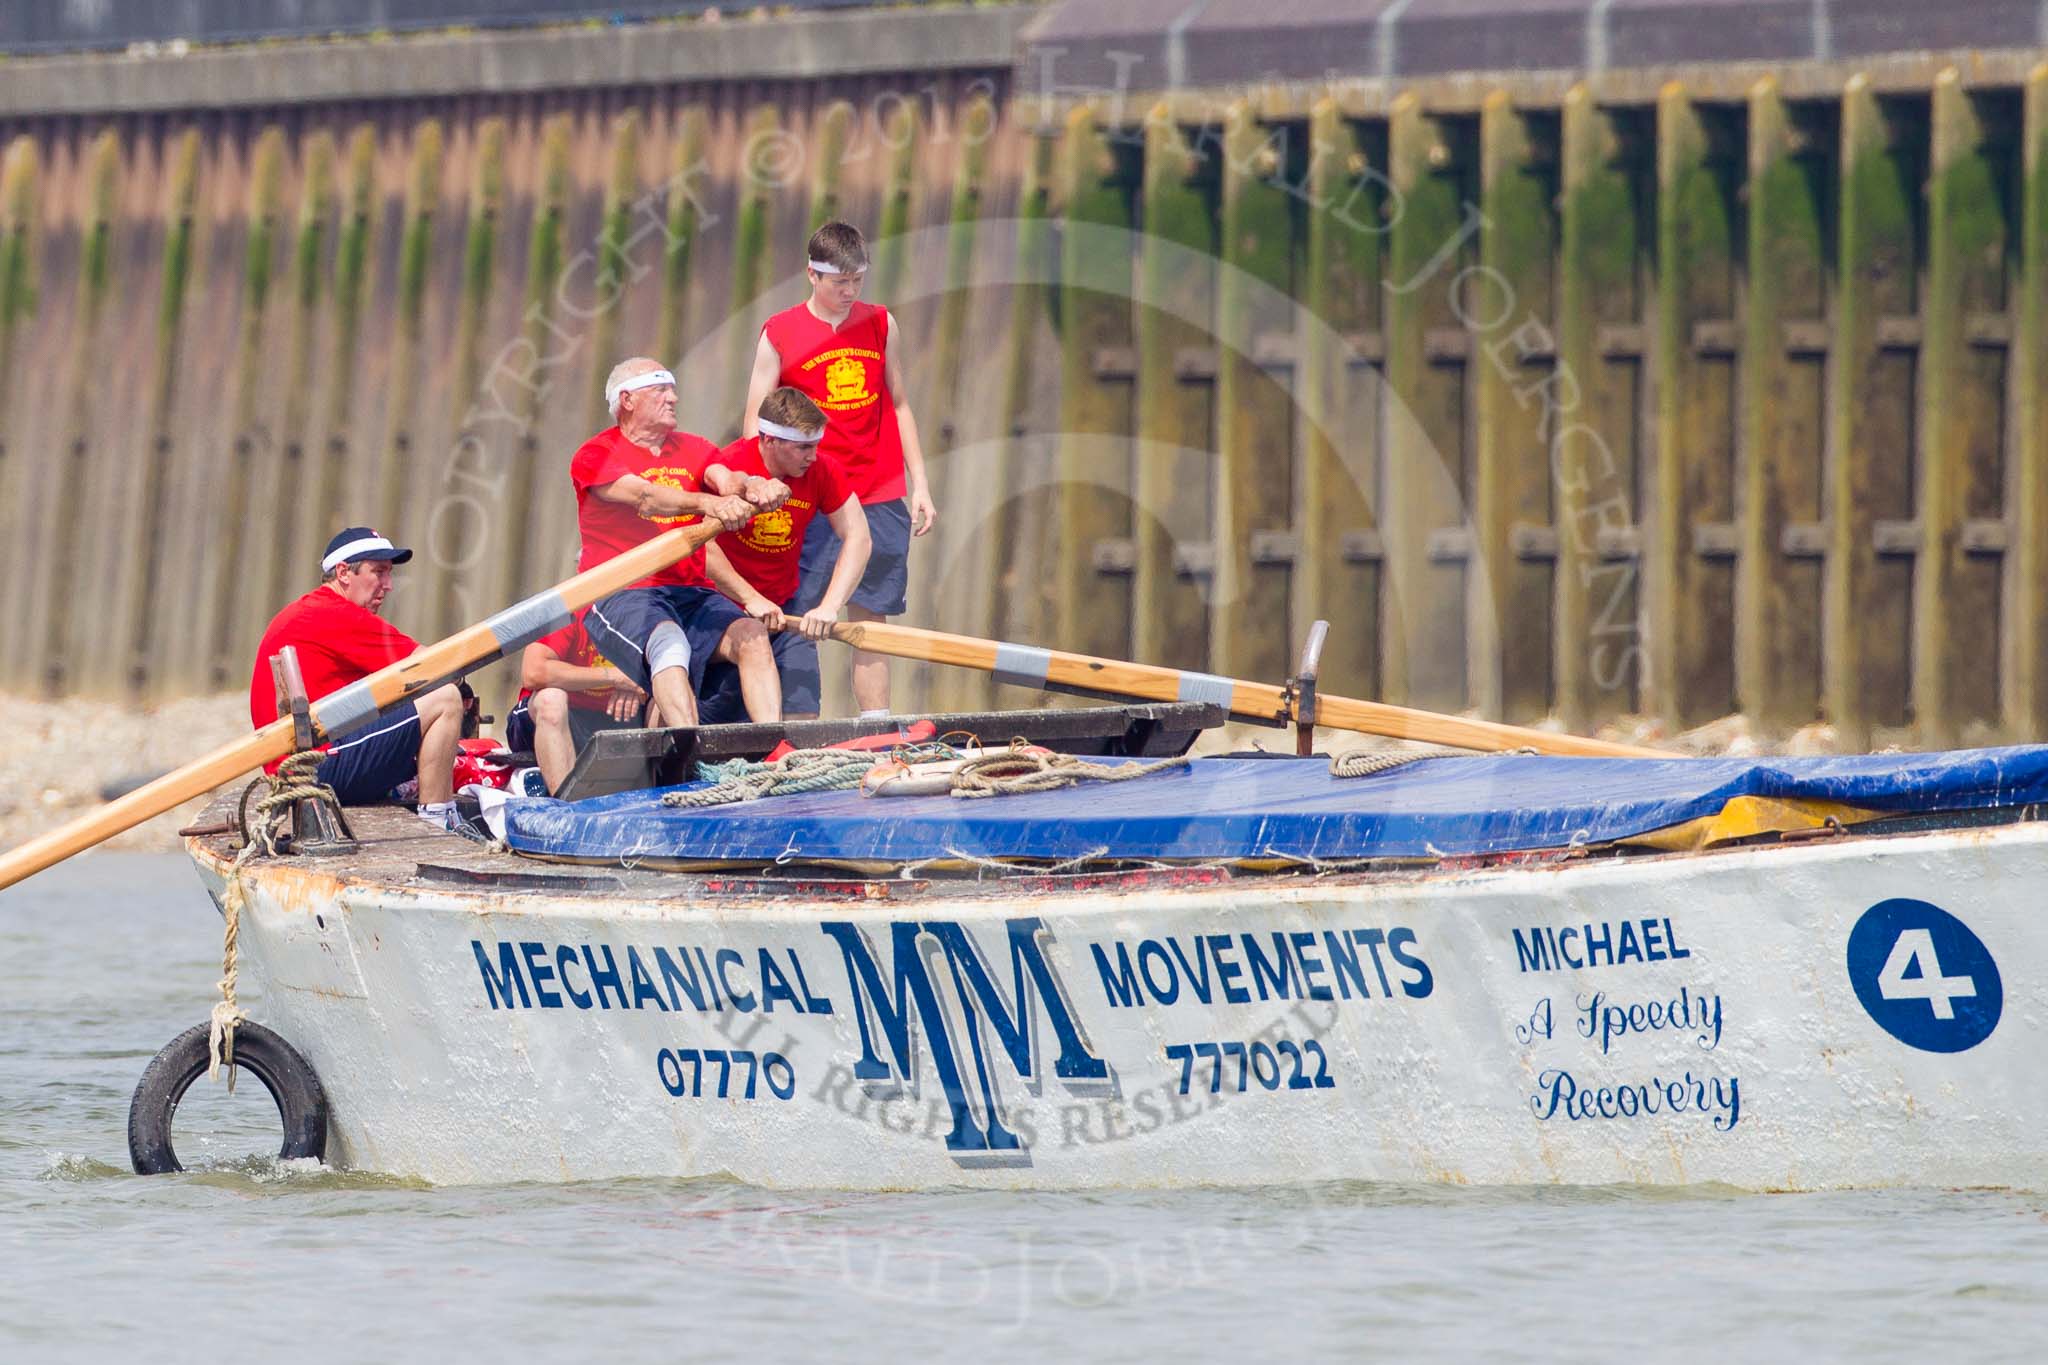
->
[819, 917, 1118, 1168]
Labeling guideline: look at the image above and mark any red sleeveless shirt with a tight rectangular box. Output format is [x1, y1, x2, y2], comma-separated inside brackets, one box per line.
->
[761, 301, 905, 504]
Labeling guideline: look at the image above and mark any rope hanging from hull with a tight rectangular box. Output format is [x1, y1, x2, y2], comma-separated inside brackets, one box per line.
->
[212, 750, 345, 1091]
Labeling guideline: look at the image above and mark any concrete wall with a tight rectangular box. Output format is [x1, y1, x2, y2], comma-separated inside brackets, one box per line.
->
[0, 1, 929, 55]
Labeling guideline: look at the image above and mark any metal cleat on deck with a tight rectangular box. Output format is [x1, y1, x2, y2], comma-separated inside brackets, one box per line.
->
[263, 646, 358, 857]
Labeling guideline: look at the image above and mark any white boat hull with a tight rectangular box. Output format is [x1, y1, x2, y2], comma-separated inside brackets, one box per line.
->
[189, 820, 2046, 1190]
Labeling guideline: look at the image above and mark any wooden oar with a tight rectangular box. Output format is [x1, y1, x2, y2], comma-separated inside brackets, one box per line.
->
[0, 519, 726, 892]
[819, 619, 1665, 759]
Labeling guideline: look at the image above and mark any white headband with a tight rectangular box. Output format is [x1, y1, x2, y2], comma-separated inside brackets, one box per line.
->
[808, 259, 866, 275]
[606, 367, 675, 408]
[758, 419, 823, 444]
[322, 535, 396, 573]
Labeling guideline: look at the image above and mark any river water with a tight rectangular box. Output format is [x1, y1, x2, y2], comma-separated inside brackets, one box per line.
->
[2, 853, 2045, 1362]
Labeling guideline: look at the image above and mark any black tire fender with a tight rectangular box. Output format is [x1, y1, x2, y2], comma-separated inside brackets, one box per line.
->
[127, 1021, 330, 1175]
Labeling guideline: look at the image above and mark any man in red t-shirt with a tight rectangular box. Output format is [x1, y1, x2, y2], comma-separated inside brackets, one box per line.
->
[743, 220, 934, 715]
[574, 357, 790, 728]
[503, 621, 656, 794]
[248, 526, 464, 828]
[706, 388, 870, 720]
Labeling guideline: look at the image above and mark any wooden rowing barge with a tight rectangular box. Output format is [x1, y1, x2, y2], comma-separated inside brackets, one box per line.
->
[0, 525, 2025, 1189]
[169, 700, 2047, 1191]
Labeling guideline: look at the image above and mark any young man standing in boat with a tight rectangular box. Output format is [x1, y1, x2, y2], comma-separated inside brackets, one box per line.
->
[504, 621, 658, 794]
[743, 220, 935, 716]
[576, 357, 790, 727]
[704, 388, 871, 721]
[248, 527, 465, 829]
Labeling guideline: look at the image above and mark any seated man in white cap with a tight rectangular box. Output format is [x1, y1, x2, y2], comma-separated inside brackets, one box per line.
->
[248, 526, 465, 830]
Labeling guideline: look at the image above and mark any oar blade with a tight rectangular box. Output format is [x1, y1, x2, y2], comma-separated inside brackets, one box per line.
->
[1311, 695, 1666, 759]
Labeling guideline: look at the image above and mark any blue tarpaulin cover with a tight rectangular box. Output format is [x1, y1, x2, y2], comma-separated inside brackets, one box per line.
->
[501, 746, 2048, 865]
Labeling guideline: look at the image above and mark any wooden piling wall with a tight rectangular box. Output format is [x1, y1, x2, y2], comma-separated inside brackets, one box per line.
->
[4, 48, 2048, 746]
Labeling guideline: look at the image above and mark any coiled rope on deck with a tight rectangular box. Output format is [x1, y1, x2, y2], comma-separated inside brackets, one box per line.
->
[660, 743, 1194, 808]
[949, 749, 1191, 798]
[1327, 744, 1536, 778]
[663, 750, 870, 807]
[661, 747, 947, 808]
[212, 750, 344, 1092]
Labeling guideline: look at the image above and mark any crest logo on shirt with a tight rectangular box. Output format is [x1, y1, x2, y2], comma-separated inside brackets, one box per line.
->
[824, 354, 873, 408]
[743, 506, 795, 552]
[644, 466, 700, 526]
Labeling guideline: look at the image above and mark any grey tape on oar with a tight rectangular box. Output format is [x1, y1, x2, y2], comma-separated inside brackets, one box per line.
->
[313, 679, 381, 740]
[993, 642, 1052, 690]
[485, 591, 573, 652]
[1176, 670, 1236, 707]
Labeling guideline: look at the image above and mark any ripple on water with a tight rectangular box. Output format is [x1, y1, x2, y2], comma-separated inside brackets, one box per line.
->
[37, 1153, 129, 1183]
[38, 1149, 431, 1193]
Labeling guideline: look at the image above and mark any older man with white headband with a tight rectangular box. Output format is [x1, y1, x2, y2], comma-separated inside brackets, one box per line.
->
[704, 387, 870, 720]
[572, 356, 790, 731]
[248, 526, 466, 829]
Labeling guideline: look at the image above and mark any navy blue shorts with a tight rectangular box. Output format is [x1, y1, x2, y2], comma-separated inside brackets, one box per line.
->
[697, 663, 745, 726]
[774, 614, 821, 716]
[792, 498, 909, 617]
[584, 585, 746, 696]
[503, 696, 536, 752]
[504, 695, 636, 754]
[696, 627, 818, 723]
[315, 701, 420, 805]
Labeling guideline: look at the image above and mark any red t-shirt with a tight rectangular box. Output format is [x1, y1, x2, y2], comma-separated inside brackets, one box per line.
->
[762, 301, 905, 504]
[570, 426, 720, 590]
[249, 586, 420, 768]
[517, 622, 623, 714]
[710, 437, 856, 606]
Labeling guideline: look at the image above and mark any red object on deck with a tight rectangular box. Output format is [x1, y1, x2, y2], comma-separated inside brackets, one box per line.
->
[453, 737, 516, 791]
[760, 718, 938, 765]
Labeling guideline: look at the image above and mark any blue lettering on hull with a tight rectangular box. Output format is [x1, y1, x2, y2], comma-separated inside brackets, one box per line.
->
[1512, 918, 1691, 973]
[1530, 1067, 1741, 1130]
[1090, 927, 1435, 1007]
[470, 920, 1117, 1171]
[468, 939, 830, 1016]
[821, 917, 1115, 1169]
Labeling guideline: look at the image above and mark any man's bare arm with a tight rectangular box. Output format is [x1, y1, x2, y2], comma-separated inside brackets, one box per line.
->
[791, 497, 872, 640]
[884, 313, 936, 536]
[704, 462, 790, 511]
[591, 474, 753, 529]
[704, 542, 782, 625]
[520, 642, 641, 697]
[740, 333, 782, 438]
